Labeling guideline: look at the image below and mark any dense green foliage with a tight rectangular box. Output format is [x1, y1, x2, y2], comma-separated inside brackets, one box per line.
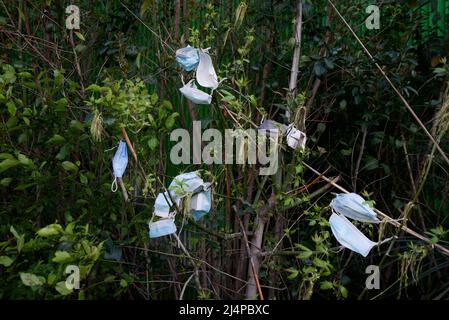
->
[1, 0, 449, 299]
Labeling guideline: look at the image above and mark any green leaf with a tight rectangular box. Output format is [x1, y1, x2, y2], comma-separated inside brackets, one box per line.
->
[340, 286, 348, 298]
[18, 153, 33, 166]
[364, 157, 379, 171]
[53, 69, 63, 86]
[0, 158, 20, 174]
[320, 281, 334, 290]
[74, 32, 85, 41]
[69, 120, 84, 131]
[62, 161, 78, 173]
[56, 145, 70, 160]
[150, 92, 158, 105]
[20, 273, 44, 287]
[47, 134, 65, 145]
[120, 279, 128, 288]
[286, 268, 299, 280]
[165, 113, 178, 129]
[7, 101, 16, 116]
[52, 251, 72, 263]
[55, 281, 72, 295]
[140, 0, 152, 16]
[37, 223, 63, 237]
[0, 153, 14, 160]
[0, 255, 13, 267]
[147, 137, 158, 150]
[1, 177, 12, 187]
[298, 250, 313, 260]
[86, 84, 101, 92]
[75, 44, 87, 53]
[79, 173, 88, 184]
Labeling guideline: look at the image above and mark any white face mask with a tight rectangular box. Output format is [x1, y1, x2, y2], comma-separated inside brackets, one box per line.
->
[149, 218, 177, 238]
[179, 80, 212, 105]
[329, 213, 377, 257]
[330, 193, 380, 223]
[196, 49, 219, 89]
[285, 125, 306, 150]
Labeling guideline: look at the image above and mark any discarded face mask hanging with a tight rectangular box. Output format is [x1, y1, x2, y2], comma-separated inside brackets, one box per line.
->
[257, 119, 287, 136]
[196, 49, 219, 89]
[154, 191, 181, 218]
[176, 45, 200, 72]
[285, 125, 306, 150]
[190, 184, 212, 221]
[149, 171, 212, 239]
[330, 193, 380, 223]
[176, 46, 221, 105]
[149, 218, 177, 238]
[169, 171, 206, 196]
[179, 80, 212, 105]
[111, 140, 128, 192]
[329, 212, 377, 257]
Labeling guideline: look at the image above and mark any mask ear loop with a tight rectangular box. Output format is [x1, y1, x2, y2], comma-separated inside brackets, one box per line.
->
[111, 176, 118, 192]
[180, 74, 186, 86]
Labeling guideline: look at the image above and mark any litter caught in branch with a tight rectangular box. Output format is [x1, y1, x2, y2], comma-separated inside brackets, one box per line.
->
[176, 45, 200, 72]
[111, 140, 128, 192]
[330, 193, 380, 223]
[285, 124, 306, 150]
[329, 212, 377, 257]
[176, 46, 221, 105]
[179, 80, 213, 105]
[149, 218, 177, 238]
[149, 171, 213, 238]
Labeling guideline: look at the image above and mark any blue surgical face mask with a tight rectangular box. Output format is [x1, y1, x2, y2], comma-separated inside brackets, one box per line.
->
[176, 45, 199, 72]
[149, 218, 177, 238]
[111, 140, 128, 192]
[169, 171, 205, 196]
[329, 213, 377, 257]
[330, 193, 380, 223]
[190, 186, 212, 221]
[154, 191, 181, 218]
